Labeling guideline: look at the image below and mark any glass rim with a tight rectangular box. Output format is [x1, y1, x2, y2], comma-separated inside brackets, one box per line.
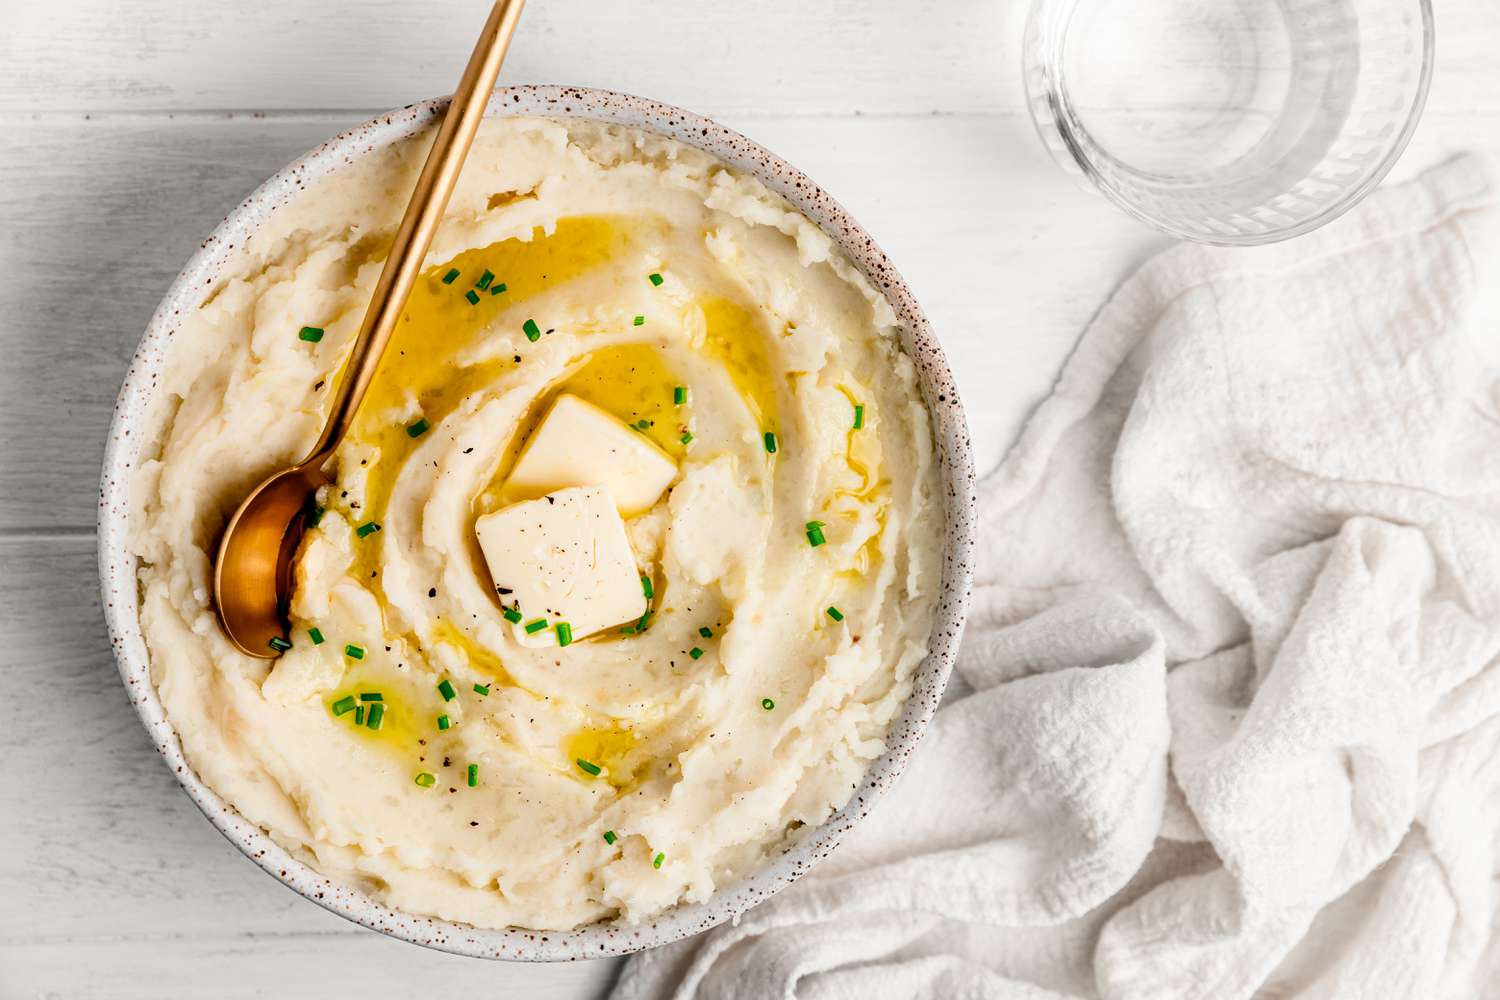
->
[1023, 0, 1437, 246]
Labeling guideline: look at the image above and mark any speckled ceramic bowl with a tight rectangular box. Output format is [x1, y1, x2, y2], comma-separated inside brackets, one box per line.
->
[98, 85, 975, 961]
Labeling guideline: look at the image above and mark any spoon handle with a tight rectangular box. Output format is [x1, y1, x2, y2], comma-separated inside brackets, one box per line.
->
[306, 0, 527, 465]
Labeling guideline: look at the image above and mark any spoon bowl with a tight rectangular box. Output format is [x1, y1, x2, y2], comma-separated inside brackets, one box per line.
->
[213, 464, 328, 656]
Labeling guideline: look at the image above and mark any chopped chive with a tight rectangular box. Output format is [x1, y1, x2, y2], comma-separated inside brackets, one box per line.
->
[473, 683, 490, 696]
[437, 679, 456, 702]
[853, 404, 865, 430]
[306, 503, 325, 528]
[298, 326, 324, 343]
[354, 705, 365, 726]
[365, 702, 385, 730]
[441, 268, 460, 285]
[268, 636, 292, 652]
[465, 289, 480, 305]
[680, 432, 693, 445]
[308, 627, 325, 645]
[806, 525, 826, 547]
[406, 418, 430, 438]
[522, 318, 541, 342]
[699, 626, 713, 638]
[641, 575, 654, 600]
[689, 647, 704, 660]
[653, 852, 665, 869]
[648, 272, 664, 287]
[618, 610, 652, 637]
[502, 606, 522, 624]
[331, 695, 357, 716]
[467, 763, 478, 787]
[806, 520, 826, 529]
[674, 386, 687, 406]
[437, 714, 451, 731]
[576, 758, 602, 777]
[635, 419, 651, 430]
[490, 282, 508, 295]
[556, 622, 574, 647]
[826, 606, 844, 622]
[415, 771, 436, 787]
[603, 830, 617, 845]
[475, 269, 495, 290]
[359, 692, 382, 702]
[355, 521, 381, 538]
[633, 315, 645, 326]
[344, 643, 365, 660]
[764, 431, 778, 454]
[761, 698, 775, 710]
[524, 618, 547, 635]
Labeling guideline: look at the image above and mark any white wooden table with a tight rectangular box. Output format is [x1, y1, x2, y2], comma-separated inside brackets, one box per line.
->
[2, 2, 1496, 996]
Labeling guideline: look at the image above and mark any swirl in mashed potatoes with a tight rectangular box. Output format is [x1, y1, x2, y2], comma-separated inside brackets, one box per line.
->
[129, 118, 941, 930]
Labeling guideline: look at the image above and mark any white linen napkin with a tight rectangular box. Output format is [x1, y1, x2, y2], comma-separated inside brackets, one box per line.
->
[613, 156, 1500, 1000]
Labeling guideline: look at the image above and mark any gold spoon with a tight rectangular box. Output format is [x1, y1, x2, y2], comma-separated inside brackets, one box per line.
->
[214, 0, 527, 658]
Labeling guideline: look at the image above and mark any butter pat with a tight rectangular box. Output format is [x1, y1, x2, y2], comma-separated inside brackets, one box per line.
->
[507, 394, 677, 516]
[475, 486, 647, 642]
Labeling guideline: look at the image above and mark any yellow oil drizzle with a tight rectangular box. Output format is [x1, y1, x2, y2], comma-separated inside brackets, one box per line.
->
[699, 297, 779, 433]
[830, 383, 888, 580]
[428, 618, 519, 689]
[833, 383, 878, 498]
[330, 216, 627, 593]
[326, 662, 434, 752]
[336, 216, 627, 532]
[565, 723, 645, 791]
[559, 345, 688, 458]
[475, 344, 687, 515]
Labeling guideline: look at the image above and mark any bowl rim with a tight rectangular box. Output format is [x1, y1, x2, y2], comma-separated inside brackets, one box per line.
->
[97, 84, 976, 961]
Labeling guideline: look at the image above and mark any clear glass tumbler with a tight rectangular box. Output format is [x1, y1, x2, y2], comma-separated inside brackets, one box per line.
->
[1023, 0, 1434, 244]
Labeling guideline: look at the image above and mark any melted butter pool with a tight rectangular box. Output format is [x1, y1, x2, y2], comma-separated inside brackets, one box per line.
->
[565, 723, 645, 791]
[699, 296, 779, 434]
[475, 343, 689, 515]
[326, 660, 436, 753]
[559, 344, 688, 459]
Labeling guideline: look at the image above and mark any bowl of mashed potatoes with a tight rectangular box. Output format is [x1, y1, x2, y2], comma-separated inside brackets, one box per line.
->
[99, 86, 975, 959]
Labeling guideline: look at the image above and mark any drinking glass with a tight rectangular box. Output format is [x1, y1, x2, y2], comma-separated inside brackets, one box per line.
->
[1024, 0, 1434, 244]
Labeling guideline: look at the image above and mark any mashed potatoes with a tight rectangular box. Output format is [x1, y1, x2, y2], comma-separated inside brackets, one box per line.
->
[128, 118, 941, 929]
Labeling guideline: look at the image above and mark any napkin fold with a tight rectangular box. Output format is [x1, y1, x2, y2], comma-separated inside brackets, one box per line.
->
[615, 155, 1500, 1000]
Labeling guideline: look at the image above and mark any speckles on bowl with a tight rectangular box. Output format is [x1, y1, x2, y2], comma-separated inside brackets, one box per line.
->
[95, 84, 975, 963]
